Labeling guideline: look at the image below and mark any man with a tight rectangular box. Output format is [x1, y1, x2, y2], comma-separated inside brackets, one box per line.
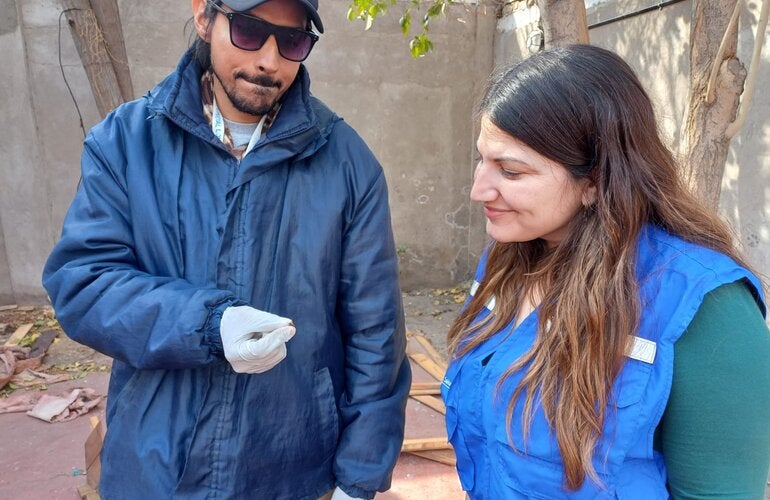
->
[42, 0, 410, 498]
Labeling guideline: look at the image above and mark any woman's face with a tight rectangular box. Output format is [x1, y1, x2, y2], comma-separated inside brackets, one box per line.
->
[471, 116, 595, 247]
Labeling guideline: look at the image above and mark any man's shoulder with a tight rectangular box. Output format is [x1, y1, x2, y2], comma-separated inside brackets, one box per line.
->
[308, 95, 342, 133]
[91, 96, 152, 130]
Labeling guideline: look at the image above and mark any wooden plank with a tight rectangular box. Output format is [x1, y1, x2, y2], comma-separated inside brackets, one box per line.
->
[410, 333, 448, 370]
[411, 382, 440, 391]
[77, 483, 100, 500]
[85, 417, 106, 489]
[90, 0, 133, 101]
[62, 0, 124, 118]
[408, 449, 457, 466]
[401, 437, 452, 452]
[4, 323, 33, 346]
[409, 386, 441, 396]
[408, 352, 446, 382]
[411, 395, 446, 414]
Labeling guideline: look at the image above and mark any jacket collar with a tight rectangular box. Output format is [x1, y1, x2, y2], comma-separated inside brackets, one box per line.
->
[145, 48, 331, 165]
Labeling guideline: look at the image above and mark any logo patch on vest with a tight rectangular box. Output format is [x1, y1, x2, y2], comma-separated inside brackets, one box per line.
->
[626, 336, 657, 364]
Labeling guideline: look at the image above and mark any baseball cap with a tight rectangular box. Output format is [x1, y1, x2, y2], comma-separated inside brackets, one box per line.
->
[222, 0, 324, 33]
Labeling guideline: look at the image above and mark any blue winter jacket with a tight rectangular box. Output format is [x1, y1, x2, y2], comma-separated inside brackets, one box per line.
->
[442, 225, 765, 498]
[43, 49, 410, 499]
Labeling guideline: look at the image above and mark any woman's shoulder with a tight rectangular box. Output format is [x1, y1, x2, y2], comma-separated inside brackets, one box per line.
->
[636, 225, 763, 305]
[638, 225, 729, 267]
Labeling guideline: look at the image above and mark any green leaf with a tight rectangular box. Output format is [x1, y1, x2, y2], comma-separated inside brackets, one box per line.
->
[399, 12, 411, 35]
[409, 34, 433, 58]
[409, 38, 420, 58]
[427, 1, 444, 18]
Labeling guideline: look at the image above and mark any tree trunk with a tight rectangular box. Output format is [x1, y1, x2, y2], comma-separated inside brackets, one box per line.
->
[537, 0, 589, 48]
[682, 0, 746, 210]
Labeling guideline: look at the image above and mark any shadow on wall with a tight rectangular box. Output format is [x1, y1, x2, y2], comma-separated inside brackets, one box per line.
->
[722, 3, 770, 277]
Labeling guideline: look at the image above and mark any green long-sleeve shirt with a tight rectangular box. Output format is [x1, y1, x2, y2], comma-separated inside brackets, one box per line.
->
[656, 280, 770, 498]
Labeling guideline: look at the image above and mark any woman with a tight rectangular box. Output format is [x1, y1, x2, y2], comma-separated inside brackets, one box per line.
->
[442, 44, 770, 499]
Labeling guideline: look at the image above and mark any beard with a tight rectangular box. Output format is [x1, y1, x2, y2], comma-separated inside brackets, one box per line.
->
[212, 66, 283, 118]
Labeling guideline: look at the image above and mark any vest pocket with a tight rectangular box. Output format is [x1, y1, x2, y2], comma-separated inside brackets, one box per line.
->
[492, 410, 574, 499]
[490, 357, 655, 498]
[445, 403, 475, 492]
[613, 358, 654, 408]
[492, 433, 612, 499]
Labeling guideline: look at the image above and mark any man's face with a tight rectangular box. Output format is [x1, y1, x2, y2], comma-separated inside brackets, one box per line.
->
[194, 0, 307, 123]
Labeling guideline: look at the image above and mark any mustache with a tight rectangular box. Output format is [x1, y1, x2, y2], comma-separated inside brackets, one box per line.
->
[235, 72, 281, 89]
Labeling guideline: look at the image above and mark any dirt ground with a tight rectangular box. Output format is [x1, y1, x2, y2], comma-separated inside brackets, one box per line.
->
[0, 286, 466, 394]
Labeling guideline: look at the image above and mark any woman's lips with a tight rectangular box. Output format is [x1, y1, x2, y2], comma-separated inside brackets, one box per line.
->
[484, 206, 508, 219]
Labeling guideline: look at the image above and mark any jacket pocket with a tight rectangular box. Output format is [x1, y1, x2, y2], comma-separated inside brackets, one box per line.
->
[313, 366, 340, 460]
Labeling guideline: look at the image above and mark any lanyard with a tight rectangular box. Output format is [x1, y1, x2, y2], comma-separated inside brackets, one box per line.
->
[211, 99, 267, 157]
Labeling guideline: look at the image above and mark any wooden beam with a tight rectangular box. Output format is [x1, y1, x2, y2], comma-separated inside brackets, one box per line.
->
[411, 382, 441, 391]
[90, 0, 133, 101]
[407, 449, 457, 466]
[408, 352, 446, 382]
[4, 323, 33, 346]
[401, 437, 452, 452]
[62, 0, 124, 118]
[409, 386, 441, 396]
[409, 333, 448, 370]
[410, 395, 446, 414]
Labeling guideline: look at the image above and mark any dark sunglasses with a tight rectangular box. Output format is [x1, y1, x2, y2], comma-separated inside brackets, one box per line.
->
[208, 1, 318, 62]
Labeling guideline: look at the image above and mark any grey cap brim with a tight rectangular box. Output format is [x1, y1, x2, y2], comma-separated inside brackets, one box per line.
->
[222, 0, 324, 33]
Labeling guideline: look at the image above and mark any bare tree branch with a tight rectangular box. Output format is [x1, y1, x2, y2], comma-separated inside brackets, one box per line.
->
[706, 0, 741, 103]
[726, 0, 769, 139]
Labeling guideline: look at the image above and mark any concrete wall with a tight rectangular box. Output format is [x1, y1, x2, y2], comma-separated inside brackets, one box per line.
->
[4, 0, 766, 305]
[0, 0, 62, 304]
[495, 0, 770, 279]
[307, 0, 495, 289]
[0, 0, 495, 304]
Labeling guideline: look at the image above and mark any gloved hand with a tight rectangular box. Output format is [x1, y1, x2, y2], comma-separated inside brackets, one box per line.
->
[220, 305, 296, 374]
[331, 486, 364, 500]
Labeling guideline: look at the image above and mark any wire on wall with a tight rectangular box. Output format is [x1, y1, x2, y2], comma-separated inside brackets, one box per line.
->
[58, 8, 86, 140]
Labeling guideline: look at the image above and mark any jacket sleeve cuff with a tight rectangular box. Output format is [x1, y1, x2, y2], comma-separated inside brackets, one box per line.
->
[203, 297, 245, 358]
[336, 483, 375, 500]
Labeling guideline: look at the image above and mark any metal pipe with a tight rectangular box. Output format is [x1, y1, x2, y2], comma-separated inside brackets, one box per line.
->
[588, 0, 689, 30]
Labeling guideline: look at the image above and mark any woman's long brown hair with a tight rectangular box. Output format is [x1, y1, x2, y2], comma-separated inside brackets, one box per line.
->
[447, 44, 757, 490]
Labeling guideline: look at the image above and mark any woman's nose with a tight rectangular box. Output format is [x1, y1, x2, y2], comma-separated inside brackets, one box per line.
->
[470, 163, 496, 202]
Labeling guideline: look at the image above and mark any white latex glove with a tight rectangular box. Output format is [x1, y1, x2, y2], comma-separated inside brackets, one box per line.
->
[331, 486, 364, 500]
[220, 305, 296, 374]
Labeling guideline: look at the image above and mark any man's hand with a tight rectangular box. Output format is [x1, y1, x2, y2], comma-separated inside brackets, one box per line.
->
[220, 305, 296, 373]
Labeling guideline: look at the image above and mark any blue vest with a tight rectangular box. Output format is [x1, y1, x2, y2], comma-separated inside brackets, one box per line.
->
[441, 226, 765, 499]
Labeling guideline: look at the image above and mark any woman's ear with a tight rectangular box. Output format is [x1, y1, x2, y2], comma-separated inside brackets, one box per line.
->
[192, 0, 212, 42]
[581, 183, 597, 207]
